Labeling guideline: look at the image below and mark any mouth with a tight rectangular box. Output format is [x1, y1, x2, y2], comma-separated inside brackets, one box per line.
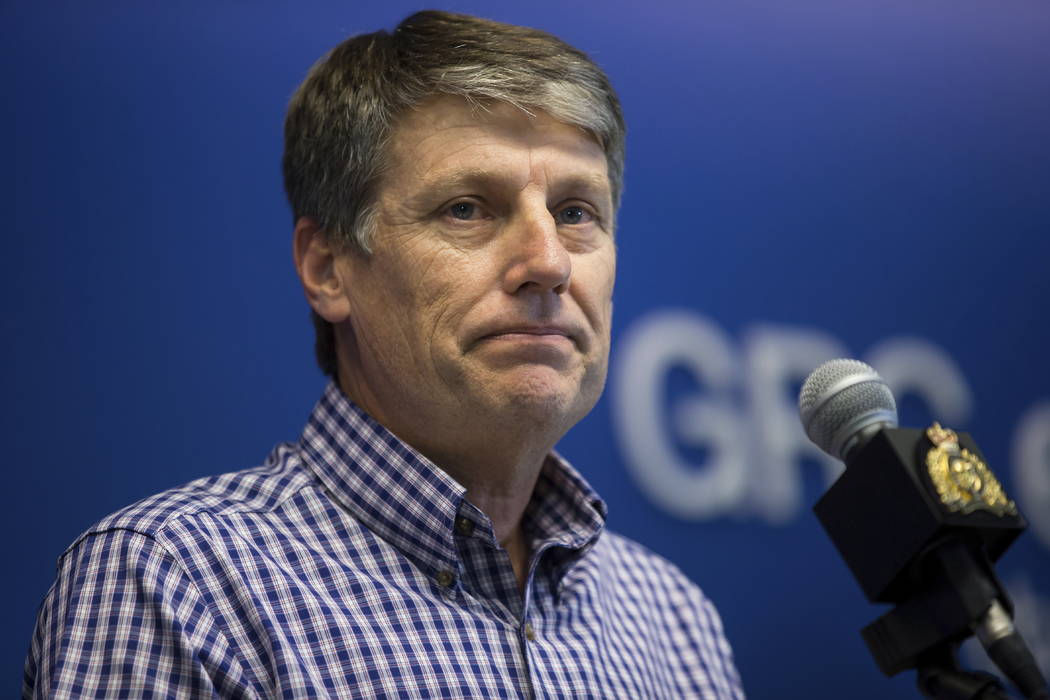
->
[476, 324, 581, 349]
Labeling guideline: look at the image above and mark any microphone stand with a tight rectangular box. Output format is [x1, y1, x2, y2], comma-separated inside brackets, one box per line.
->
[917, 644, 1011, 700]
[812, 426, 1050, 699]
[859, 535, 1021, 699]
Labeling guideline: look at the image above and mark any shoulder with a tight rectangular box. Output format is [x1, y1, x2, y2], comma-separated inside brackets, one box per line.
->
[29, 513, 253, 698]
[592, 529, 734, 649]
[591, 530, 745, 697]
[595, 529, 704, 595]
[60, 441, 311, 565]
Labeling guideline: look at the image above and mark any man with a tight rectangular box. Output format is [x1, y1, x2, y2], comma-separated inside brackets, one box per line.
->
[25, 11, 743, 698]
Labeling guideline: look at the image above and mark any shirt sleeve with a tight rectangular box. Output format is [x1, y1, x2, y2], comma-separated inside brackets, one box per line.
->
[23, 527, 256, 699]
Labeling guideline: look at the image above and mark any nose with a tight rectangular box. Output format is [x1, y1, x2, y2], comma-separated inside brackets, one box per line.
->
[501, 205, 572, 296]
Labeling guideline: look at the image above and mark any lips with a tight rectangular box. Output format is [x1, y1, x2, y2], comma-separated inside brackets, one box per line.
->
[474, 322, 583, 349]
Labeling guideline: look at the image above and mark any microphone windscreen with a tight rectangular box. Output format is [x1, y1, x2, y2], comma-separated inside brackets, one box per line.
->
[799, 358, 898, 460]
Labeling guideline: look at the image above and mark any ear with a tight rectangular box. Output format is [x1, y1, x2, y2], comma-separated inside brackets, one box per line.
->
[293, 217, 352, 324]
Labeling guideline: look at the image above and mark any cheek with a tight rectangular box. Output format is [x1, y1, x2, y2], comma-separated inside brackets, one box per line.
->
[348, 254, 432, 353]
[576, 251, 616, 321]
[397, 247, 487, 339]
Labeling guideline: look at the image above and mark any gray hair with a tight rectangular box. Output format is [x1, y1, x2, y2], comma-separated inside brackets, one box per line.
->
[282, 10, 626, 377]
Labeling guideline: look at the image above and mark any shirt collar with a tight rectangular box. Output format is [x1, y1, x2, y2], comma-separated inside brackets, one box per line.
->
[524, 452, 608, 552]
[298, 382, 607, 581]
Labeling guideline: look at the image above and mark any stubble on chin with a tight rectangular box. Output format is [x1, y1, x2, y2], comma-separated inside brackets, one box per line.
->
[468, 360, 606, 439]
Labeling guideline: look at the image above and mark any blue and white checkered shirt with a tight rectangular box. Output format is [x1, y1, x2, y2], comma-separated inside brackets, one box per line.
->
[25, 382, 744, 698]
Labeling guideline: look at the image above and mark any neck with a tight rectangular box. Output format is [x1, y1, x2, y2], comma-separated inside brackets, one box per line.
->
[336, 371, 556, 591]
[422, 437, 551, 592]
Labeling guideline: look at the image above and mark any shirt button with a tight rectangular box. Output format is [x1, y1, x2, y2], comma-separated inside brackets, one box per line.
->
[454, 516, 475, 536]
[436, 570, 455, 588]
[524, 622, 536, 641]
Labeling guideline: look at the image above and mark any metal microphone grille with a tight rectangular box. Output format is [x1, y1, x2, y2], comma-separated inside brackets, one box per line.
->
[799, 359, 898, 460]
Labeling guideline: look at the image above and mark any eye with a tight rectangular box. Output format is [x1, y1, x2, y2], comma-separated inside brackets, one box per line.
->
[447, 201, 479, 220]
[555, 205, 594, 226]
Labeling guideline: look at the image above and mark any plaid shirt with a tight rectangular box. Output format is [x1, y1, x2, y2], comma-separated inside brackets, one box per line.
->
[25, 383, 744, 698]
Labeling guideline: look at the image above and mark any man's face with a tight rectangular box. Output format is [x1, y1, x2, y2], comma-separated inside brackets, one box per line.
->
[334, 96, 616, 450]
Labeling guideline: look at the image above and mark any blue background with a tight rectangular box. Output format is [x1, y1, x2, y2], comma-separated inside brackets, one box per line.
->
[6, 1, 1049, 697]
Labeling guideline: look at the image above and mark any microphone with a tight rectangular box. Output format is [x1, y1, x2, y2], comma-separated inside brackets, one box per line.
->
[799, 358, 898, 462]
[799, 359, 1049, 700]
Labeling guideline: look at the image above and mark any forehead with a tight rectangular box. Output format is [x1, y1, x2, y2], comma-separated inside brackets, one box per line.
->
[383, 96, 609, 190]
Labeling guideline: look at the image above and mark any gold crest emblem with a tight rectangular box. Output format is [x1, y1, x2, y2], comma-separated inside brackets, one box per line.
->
[925, 423, 1017, 516]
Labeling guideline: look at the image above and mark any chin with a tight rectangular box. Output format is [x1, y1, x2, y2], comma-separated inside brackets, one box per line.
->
[496, 372, 599, 431]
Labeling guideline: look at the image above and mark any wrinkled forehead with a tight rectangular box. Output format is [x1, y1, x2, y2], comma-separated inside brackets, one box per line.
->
[381, 95, 610, 194]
